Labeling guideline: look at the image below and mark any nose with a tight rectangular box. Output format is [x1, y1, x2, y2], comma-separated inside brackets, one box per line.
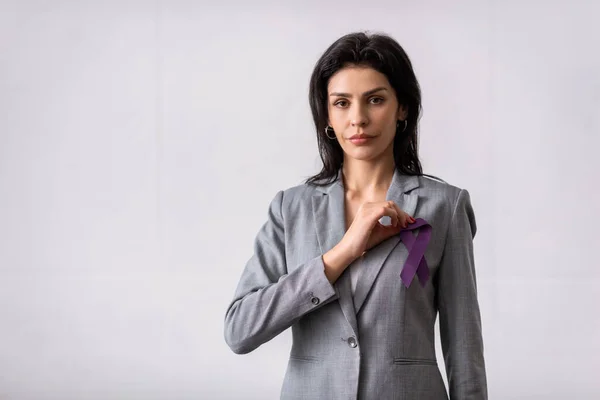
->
[350, 103, 368, 127]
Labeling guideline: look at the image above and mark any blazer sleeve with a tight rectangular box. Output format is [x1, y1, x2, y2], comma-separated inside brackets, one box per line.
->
[224, 190, 339, 355]
[437, 188, 488, 399]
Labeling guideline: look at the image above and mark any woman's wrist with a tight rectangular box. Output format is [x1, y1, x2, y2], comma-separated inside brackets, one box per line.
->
[322, 242, 357, 284]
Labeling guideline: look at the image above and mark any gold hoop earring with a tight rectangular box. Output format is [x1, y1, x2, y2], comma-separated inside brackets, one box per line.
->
[325, 125, 336, 140]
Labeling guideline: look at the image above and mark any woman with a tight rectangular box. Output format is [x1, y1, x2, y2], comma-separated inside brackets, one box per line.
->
[224, 31, 487, 400]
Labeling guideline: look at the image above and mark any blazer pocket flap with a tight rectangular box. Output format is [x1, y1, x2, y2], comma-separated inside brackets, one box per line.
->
[289, 355, 321, 363]
[392, 357, 437, 366]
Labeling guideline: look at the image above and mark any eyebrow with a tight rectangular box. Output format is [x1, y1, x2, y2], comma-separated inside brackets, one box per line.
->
[329, 86, 388, 98]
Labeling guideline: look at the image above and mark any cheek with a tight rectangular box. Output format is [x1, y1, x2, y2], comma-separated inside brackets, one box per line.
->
[373, 115, 397, 136]
[328, 108, 345, 124]
[369, 107, 394, 125]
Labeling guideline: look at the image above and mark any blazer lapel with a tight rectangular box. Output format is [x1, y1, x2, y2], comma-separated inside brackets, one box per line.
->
[311, 168, 420, 332]
[312, 171, 359, 336]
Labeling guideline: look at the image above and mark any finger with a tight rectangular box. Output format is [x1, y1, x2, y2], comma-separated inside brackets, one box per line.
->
[384, 201, 406, 228]
[390, 202, 414, 228]
[386, 202, 403, 227]
[381, 201, 400, 227]
[388, 201, 403, 227]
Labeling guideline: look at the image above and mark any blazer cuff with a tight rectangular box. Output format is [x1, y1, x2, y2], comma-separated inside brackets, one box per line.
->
[298, 255, 338, 308]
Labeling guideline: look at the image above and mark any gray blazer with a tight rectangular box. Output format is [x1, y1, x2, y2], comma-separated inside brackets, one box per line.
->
[224, 168, 487, 400]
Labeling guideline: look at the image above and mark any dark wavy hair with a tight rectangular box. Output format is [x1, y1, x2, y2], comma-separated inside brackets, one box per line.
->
[304, 31, 424, 186]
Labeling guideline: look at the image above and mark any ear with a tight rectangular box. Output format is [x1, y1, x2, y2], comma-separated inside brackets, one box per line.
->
[397, 104, 408, 120]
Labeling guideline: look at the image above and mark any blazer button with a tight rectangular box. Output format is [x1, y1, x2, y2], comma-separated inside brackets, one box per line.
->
[311, 296, 320, 305]
[347, 337, 357, 348]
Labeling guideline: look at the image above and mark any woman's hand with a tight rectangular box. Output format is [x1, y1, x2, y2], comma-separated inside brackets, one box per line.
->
[341, 200, 414, 260]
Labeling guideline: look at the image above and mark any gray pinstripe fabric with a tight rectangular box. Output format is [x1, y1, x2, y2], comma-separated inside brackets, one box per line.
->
[224, 168, 487, 399]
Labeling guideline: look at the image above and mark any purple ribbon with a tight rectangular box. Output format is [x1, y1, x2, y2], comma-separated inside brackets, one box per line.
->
[398, 218, 432, 288]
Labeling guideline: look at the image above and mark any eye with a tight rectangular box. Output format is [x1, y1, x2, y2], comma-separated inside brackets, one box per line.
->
[334, 100, 348, 107]
[370, 97, 384, 104]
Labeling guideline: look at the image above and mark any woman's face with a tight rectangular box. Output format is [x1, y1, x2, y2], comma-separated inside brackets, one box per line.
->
[327, 66, 406, 162]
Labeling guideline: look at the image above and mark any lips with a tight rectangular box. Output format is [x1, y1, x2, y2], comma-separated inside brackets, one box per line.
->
[348, 135, 374, 145]
[349, 134, 374, 140]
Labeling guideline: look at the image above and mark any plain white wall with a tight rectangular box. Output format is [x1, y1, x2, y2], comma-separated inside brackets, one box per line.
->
[1, 0, 598, 399]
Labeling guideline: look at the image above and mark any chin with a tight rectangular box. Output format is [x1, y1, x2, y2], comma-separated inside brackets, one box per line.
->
[345, 148, 386, 161]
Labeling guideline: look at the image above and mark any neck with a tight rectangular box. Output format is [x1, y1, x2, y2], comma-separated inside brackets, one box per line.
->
[341, 156, 395, 197]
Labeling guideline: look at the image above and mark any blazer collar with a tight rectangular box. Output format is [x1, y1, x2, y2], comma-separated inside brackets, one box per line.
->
[311, 167, 420, 335]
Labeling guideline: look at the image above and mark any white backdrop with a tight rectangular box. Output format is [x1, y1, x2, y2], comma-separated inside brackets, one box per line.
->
[1, 1, 599, 399]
